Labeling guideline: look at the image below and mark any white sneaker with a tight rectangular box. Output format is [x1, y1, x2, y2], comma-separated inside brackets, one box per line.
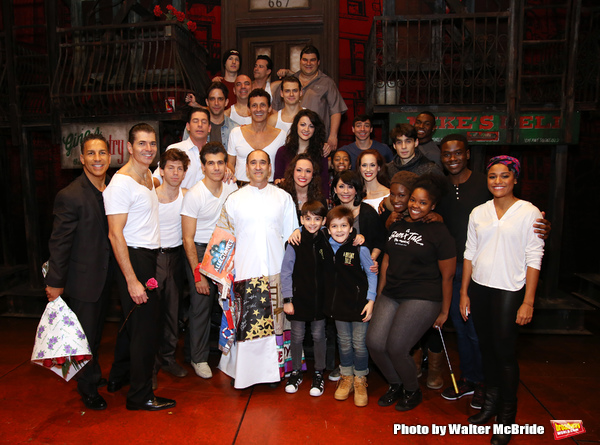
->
[192, 361, 213, 379]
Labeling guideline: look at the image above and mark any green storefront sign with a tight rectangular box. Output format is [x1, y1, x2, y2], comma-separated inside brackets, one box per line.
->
[390, 112, 580, 145]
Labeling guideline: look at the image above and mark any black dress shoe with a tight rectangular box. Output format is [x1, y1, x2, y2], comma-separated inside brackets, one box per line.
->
[78, 390, 107, 410]
[126, 396, 176, 411]
[107, 378, 129, 393]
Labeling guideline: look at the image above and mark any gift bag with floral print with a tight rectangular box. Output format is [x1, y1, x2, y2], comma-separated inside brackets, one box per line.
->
[31, 296, 92, 381]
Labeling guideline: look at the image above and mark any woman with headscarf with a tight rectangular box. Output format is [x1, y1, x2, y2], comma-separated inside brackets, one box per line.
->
[460, 156, 545, 445]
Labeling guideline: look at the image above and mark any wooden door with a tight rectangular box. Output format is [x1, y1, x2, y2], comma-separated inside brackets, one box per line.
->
[240, 27, 325, 78]
[222, 0, 338, 80]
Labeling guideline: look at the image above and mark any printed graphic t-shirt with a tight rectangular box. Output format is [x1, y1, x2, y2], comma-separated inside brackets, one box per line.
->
[382, 219, 455, 302]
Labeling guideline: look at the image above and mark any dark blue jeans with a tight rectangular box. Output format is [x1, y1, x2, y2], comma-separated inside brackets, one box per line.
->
[335, 320, 369, 377]
[449, 262, 484, 383]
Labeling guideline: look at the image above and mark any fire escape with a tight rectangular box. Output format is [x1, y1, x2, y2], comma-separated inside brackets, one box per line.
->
[0, 0, 211, 313]
[366, 0, 600, 332]
[367, 0, 599, 136]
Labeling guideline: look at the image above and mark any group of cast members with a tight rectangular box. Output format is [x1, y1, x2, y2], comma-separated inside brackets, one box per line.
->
[45, 44, 549, 445]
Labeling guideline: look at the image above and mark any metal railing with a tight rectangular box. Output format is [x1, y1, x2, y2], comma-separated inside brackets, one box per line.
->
[0, 25, 51, 124]
[51, 21, 210, 119]
[366, 6, 600, 113]
[367, 13, 512, 111]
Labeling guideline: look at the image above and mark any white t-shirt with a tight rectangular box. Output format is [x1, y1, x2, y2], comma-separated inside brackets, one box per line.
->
[180, 180, 238, 244]
[464, 199, 544, 291]
[227, 127, 286, 182]
[103, 173, 160, 249]
[152, 138, 203, 189]
[158, 188, 184, 248]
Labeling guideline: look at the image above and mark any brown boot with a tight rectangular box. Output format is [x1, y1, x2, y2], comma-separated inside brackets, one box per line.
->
[412, 348, 423, 378]
[334, 375, 354, 401]
[426, 350, 444, 389]
[353, 376, 368, 407]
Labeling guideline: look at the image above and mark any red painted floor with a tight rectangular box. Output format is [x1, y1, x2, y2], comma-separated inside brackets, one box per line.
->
[0, 313, 598, 445]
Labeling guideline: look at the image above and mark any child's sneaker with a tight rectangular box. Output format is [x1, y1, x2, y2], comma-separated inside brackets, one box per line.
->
[334, 375, 354, 401]
[353, 375, 368, 407]
[285, 371, 303, 394]
[309, 371, 325, 397]
[328, 366, 341, 382]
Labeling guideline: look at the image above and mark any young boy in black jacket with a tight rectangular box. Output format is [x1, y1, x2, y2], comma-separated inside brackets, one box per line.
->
[322, 206, 377, 407]
[282, 201, 331, 396]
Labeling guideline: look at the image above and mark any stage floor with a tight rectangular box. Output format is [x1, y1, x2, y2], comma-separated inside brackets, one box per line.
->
[0, 313, 598, 445]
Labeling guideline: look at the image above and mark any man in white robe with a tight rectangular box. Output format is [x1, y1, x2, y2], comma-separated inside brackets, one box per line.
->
[216, 150, 298, 388]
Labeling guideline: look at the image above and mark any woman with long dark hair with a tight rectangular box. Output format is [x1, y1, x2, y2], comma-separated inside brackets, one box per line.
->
[274, 109, 329, 193]
[279, 153, 325, 220]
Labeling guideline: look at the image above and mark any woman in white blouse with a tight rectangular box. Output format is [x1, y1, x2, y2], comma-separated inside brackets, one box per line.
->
[459, 156, 544, 445]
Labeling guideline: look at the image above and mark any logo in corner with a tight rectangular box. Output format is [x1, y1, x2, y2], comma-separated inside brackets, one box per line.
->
[550, 420, 585, 440]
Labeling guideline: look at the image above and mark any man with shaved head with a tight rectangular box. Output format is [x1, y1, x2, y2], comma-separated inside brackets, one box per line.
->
[216, 149, 298, 389]
[225, 74, 252, 126]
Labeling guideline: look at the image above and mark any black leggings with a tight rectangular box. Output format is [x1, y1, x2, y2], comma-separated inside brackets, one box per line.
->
[366, 294, 441, 391]
[469, 281, 524, 404]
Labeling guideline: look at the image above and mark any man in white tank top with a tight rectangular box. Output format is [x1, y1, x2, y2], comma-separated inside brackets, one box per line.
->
[104, 123, 176, 411]
[225, 75, 252, 126]
[267, 75, 303, 137]
[153, 148, 190, 387]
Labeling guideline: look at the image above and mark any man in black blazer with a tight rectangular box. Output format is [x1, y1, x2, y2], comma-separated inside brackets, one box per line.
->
[45, 133, 114, 410]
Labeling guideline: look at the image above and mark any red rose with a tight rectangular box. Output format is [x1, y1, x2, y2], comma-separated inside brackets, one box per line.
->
[153, 5, 162, 17]
[176, 11, 185, 22]
[146, 278, 158, 290]
[55, 356, 66, 365]
[166, 4, 174, 10]
[74, 355, 85, 362]
[187, 21, 197, 32]
[43, 359, 53, 368]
